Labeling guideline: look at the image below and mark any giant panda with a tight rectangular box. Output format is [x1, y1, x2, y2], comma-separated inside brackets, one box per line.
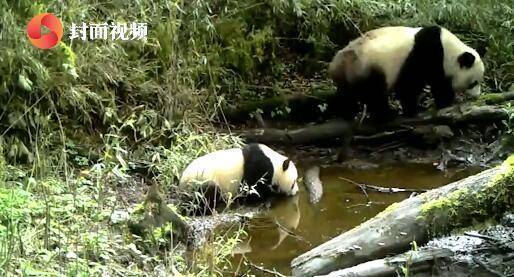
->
[178, 143, 299, 215]
[328, 25, 485, 121]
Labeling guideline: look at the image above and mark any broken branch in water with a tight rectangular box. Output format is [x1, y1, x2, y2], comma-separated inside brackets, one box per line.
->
[339, 176, 429, 194]
[304, 166, 323, 204]
[346, 201, 387, 209]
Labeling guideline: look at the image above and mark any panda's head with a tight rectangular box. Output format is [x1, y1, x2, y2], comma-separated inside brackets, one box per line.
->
[275, 158, 299, 196]
[256, 144, 299, 196]
[451, 51, 485, 98]
[442, 28, 485, 99]
[247, 144, 299, 197]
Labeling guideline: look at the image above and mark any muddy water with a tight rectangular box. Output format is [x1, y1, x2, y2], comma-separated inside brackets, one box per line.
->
[231, 163, 480, 275]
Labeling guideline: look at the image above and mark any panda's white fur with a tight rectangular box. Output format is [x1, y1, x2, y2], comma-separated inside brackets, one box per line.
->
[328, 26, 485, 119]
[179, 143, 299, 200]
[329, 27, 421, 92]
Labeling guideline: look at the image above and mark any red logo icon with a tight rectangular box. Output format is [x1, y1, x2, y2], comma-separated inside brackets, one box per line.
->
[27, 13, 63, 49]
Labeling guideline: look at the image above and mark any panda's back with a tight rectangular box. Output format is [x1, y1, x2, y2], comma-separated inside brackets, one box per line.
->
[343, 26, 421, 89]
[179, 148, 244, 194]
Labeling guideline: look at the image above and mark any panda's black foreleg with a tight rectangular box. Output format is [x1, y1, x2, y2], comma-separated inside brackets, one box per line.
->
[431, 79, 455, 109]
[396, 78, 425, 117]
[398, 89, 420, 117]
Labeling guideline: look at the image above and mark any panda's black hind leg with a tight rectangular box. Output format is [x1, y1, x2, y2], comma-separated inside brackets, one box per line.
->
[333, 86, 360, 121]
[397, 88, 420, 117]
[362, 69, 396, 123]
[365, 91, 396, 123]
[182, 181, 226, 216]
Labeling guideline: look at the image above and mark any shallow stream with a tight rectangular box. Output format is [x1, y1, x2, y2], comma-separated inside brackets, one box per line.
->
[230, 162, 480, 275]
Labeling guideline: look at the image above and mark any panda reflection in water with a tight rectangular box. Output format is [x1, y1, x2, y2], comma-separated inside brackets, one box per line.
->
[232, 194, 302, 255]
[328, 25, 485, 121]
[178, 143, 299, 215]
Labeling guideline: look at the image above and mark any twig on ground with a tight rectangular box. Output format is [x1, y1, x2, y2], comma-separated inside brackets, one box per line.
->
[464, 232, 501, 242]
[245, 257, 288, 277]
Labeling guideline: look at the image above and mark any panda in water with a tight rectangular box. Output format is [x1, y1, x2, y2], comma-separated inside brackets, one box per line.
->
[178, 143, 299, 215]
[328, 25, 485, 121]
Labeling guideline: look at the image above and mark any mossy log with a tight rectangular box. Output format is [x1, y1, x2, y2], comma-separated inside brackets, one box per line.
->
[479, 91, 514, 105]
[394, 104, 509, 126]
[317, 248, 453, 277]
[225, 91, 512, 124]
[239, 104, 509, 146]
[241, 119, 353, 145]
[224, 89, 339, 123]
[290, 156, 514, 276]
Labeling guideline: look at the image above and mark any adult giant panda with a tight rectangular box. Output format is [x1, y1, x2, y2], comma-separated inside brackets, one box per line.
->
[179, 143, 299, 215]
[328, 25, 485, 121]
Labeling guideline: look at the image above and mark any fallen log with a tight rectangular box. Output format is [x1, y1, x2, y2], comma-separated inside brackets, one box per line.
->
[240, 119, 352, 145]
[420, 103, 509, 125]
[317, 248, 453, 277]
[239, 104, 509, 146]
[290, 156, 514, 276]
[224, 89, 338, 122]
[304, 166, 323, 204]
[224, 91, 512, 123]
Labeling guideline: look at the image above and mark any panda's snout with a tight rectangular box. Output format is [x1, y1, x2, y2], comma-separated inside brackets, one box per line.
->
[290, 182, 299, 195]
[465, 85, 481, 98]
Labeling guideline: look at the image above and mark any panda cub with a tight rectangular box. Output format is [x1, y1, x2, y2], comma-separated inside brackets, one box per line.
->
[179, 143, 299, 215]
[328, 25, 485, 121]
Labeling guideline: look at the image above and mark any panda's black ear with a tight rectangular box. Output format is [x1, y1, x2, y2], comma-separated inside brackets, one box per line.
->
[282, 159, 291, 171]
[458, 52, 475, 69]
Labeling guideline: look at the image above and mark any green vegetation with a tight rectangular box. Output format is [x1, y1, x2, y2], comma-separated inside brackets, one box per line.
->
[0, 0, 512, 275]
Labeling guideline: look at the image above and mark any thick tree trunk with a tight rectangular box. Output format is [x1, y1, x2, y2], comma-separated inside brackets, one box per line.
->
[291, 157, 514, 276]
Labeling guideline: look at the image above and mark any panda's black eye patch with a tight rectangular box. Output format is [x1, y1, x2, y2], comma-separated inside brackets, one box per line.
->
[468, 81, 478, 89]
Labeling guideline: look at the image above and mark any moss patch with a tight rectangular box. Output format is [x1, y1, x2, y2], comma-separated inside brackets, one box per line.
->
[420, 155, 514, 236]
